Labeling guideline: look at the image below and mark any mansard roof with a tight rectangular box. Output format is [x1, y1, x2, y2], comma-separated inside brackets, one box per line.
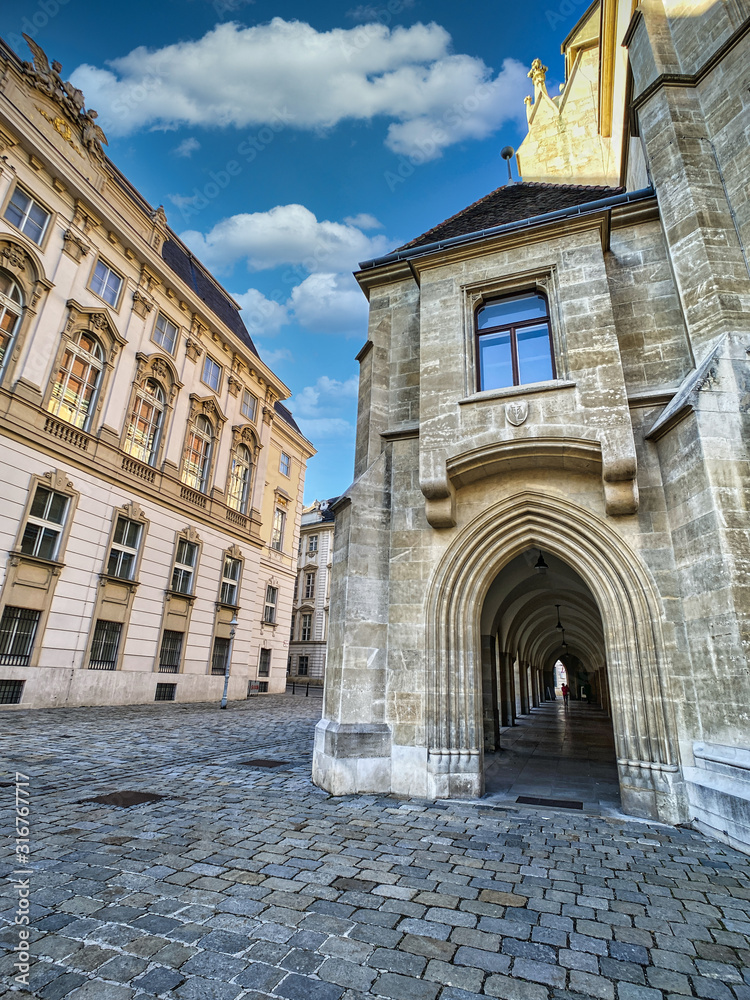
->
[396, 181, 624, 252]
[274, 400, 302, 433]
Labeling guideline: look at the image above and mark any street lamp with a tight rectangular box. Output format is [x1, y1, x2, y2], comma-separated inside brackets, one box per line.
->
[534, 550, 548, 574]
[219, 613, 239, 710]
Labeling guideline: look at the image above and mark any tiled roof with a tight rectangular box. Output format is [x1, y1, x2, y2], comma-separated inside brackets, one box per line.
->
[274, 400, 301, 434]
[397, 182, 624, 251]
[161, 240, 259, 357]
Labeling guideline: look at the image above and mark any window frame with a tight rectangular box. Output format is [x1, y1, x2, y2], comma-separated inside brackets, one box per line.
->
[475, 290, 556, 392]
[88, 619, 123, 670]
[271, 507, 286, 551]
[279, 452, 291, 477]
[158, 629, 184, 674]
[211, 635, 231, 675]
[241, 389, 258, 422]
[304, 572, 315, 601]
[3, 184, 52, 247]
[308, 535, 319, 554]
[152, 312, 179, 355]
[181, 413, 214, 493]
[0, 272, 23, 381]
[263, 585, 278, 624]
[105, 514, 144, 582]
[201, 355, 223, 393]
[219, 554, 242, 607]
[0, 606, 41, 667]
[123, 378, 166, 467]
[89, 257, 124, 309]
[46, 328, 105, 431]
[226, 442, 252, 514]
[18, 483, 71, 562]
[297, 655, 309, 676]
[258, 648, 271, 676]
[170, 535, 200, 596]
[301, 613, 312, 642]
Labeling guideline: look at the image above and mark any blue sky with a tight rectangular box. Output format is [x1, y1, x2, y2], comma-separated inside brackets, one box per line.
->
[2, 0, 586, 501]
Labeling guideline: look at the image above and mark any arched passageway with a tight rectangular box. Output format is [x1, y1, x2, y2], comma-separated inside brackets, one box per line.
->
[480, 549, 620, 810]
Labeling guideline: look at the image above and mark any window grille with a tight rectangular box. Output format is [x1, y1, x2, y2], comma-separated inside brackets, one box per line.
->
[159, 630, 183, 673]
[0, 607, 40, 666]
[0, 679, 25, 704]
[89, 620, 121, 670]
[212, 636, 230, 675]
[155, 683, 176, 701]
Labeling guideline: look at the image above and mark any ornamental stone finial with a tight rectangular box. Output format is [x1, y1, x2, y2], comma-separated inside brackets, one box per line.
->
[528, 58, 549, 93]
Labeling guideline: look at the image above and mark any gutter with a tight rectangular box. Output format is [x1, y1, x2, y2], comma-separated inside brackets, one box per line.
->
[357, 187, 656, 270]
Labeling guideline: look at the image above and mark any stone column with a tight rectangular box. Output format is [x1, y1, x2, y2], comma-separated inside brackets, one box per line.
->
[481, 635, 500, 751]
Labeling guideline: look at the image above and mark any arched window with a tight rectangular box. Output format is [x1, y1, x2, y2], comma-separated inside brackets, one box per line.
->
[123, 379, 165, 466]
[227, 443, 252, 513]
[181, 414, 213, 492]
[476, 292, 555, 391]
[0, 273, 23, 378]
[47, 330, 104, 429]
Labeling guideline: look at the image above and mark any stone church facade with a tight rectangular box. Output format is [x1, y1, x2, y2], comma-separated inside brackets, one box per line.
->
[0, 37, 313, 709]
[314, 0, 750, 852]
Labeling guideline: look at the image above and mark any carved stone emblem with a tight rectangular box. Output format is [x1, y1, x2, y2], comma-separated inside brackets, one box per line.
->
[506, 400, 529, 426]
[1, 244, 29, 271]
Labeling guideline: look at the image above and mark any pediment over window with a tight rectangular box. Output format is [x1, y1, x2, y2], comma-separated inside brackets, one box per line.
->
[135, 351, 183, 396]
[188, 393, 226, 427]
[65, 299, 126, 354]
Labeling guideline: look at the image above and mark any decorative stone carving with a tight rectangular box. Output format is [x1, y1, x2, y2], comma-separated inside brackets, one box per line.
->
[72, 201, 100, 235]
[505, 400, 529, 426]
[62, 229, 90, 263]
[227, 374, 242, 397]
[132, 289, 154, 319]
[120, 500, 145, 521]
[42, 468, 74, 492]
[528, 58, 549, 93]
[185, 337, 203, 362]
[1, 243, 30, 272]
[226, 543, 243, 560]
[183, 525, 201, 544]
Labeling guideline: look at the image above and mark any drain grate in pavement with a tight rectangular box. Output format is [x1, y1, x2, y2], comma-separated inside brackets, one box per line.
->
[236, 758, 289, 768]
[83, 790, 166, 808]
[516, 795, 583, 810]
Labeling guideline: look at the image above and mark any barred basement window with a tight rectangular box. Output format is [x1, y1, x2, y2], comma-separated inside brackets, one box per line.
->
[0, 607, 40, 667]
[89, 620, 121, 670]
[211, 636, 230, 675]
[155, 683, 176, 701]
[0, 679, 25, 704]
[159, 630, 183, 673]
[258, 681, 268, 693]
[258, 648, 271, 676]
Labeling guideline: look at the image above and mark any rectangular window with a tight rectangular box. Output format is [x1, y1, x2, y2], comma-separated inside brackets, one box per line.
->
[20, 486, 69, 561]
[153, 313, 178, 354]
[301, 613, 312, 642]
[155, 682, 176, 701]
[258, 648, 271, 676]
[298, 655, 309, 676]
[5, 187, 50, 245]
[158, 630, 183, 673]
[171, 539, 198, 594]
[293, 576, 298, 602]
[308, 535, 318, 554]
[263, 585, 278, 624]
[304, 572, 315, 600]
[258, 681, 268, 693]
[476, 293, 554, 390]
[211, 636, 230, 675]
[202, 356, 222, 392]
[0, 679, 25, 704]
[279, 452, 291, 477]
[106, 516, 142, 580]
[89, 620, 122, 670]
[241, 390, 257, 421]
[219, 556, 241, 606]
[271, 508, 286, 551]
[0, 607, 40, 667]
[90, 259, 123, 307]
[290, 613, 295, 640]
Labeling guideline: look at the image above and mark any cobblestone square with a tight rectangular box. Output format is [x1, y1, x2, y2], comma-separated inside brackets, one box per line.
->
[2, 696, 750, 999]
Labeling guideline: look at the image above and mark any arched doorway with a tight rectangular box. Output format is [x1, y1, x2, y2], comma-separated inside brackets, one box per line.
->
[480, 550, 619, 811]
[424, 492, 687, 824]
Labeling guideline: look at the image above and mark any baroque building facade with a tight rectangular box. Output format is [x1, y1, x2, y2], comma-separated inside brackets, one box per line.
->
[0, 37, 313, 709]
[288, 498, 337, 683]
[314, 0, 750, 852]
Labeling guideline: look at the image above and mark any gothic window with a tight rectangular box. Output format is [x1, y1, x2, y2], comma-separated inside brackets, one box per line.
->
[227, 443, 252, 513]
[47, 329, 104, 430]
[123, 379, 165, 466]
[4, 186, 50, 245]
[181, 414, 213, 492]
[476, 291, 554, 391]
[0, 273, 22, 379]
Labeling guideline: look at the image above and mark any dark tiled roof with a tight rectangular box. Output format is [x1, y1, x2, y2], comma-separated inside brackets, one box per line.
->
[320, 497, 340, 522]
[161, 240, 259, 356]
[274, 400, 302, 434]
[397, 182, 624, 251]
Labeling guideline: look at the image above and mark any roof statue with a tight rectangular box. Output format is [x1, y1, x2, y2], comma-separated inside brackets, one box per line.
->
[21, 34, 108, 157]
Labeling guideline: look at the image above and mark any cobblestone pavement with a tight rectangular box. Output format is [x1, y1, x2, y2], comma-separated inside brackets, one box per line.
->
[2, 696, 750, 1000]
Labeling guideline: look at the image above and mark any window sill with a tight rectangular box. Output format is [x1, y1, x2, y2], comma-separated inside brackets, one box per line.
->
[165, 588, 196, 603]
[100, 573, 139, 589]
[10, 550, 65, 572]
[459, 379, 576, 406]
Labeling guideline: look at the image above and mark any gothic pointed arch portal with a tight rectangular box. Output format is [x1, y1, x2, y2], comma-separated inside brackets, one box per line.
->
[425, 491, 688, 824]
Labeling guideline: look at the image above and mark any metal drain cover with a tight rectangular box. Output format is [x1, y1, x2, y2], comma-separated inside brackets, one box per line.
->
[237, 759, 289, 768]
[83, 791, 166, 807]
[516, 795, 583, 810]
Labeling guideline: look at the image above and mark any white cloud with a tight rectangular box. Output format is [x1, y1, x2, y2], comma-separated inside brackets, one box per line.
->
[255, 344, 293, 368]
[180, 203, 391, 274]
[234, 287, 289, 337]
[290, 375, 359, 442]
[173, 136, 200, 157]
[69, 19, 528, 157]
[343, 213, 383, 230]
[289, 273, 368, 336]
